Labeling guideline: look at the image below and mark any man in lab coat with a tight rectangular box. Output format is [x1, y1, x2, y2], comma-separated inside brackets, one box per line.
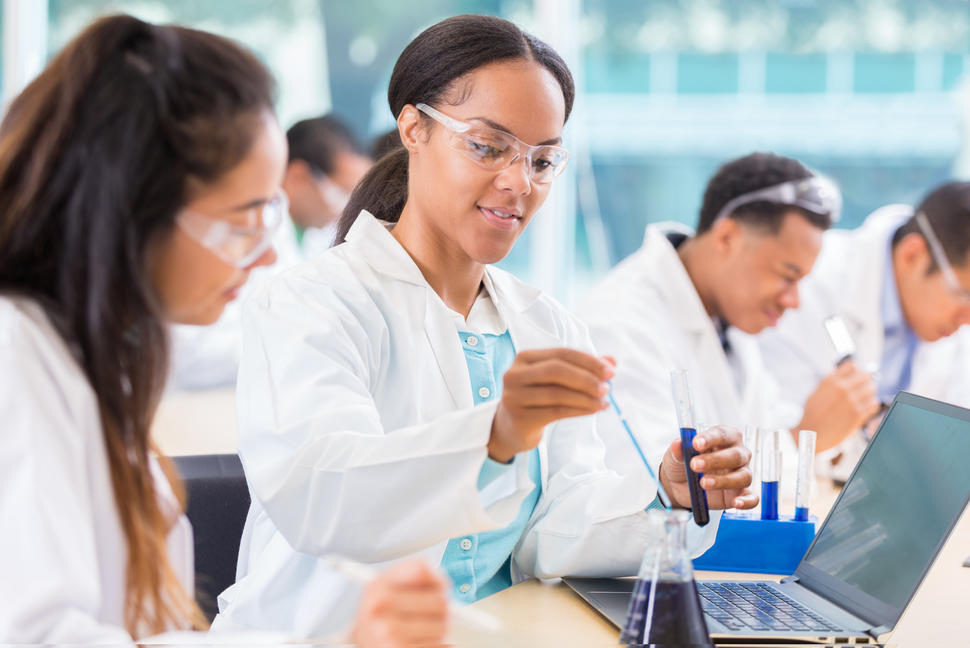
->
[759, 181, 970, 478]
[579, 152, 881, 487]
[281, 114, 373, 258]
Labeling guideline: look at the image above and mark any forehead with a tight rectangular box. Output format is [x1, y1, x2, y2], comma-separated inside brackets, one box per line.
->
[442, 60, 566, 146]
[751, 210, 824, 267]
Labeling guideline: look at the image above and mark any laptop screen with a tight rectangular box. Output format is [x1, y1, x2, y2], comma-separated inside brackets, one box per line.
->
[795, 392, 970, 628]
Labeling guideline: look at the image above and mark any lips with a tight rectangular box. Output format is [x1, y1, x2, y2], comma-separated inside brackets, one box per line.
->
[478, 205, 522, 231]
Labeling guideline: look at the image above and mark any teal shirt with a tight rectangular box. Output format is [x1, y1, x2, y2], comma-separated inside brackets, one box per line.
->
[441, 330, 542, 603]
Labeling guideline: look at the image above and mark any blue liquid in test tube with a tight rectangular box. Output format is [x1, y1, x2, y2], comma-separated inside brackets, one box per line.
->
[760, 428, 781, 521]
[794, 430, 816, 522]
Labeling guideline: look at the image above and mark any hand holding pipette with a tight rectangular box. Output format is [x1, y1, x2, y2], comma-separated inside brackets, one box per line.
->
[488, 348, 614, 463]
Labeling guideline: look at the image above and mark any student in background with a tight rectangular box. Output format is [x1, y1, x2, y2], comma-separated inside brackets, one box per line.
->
[759, 181, 970, 479]
[578, 153, 880, 488]
[282, 114, 373, 257]
[217, 14, 755, 636]
[0, 15, 446, 645]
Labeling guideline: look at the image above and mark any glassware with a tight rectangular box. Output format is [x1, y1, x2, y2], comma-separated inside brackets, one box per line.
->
[620, 509, 714, 647]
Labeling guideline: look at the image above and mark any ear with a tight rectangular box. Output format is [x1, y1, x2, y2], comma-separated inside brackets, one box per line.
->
[709, 216, 742, 257]
[397, 104, 425, 154]
[895, 231, 932, 275]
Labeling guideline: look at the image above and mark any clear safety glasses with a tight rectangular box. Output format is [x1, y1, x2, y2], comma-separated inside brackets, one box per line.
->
[915, 211, 970, 304]
[712, 176, 843, 225]
[415, 102, 570, 184]
[177, 191, 287, 268]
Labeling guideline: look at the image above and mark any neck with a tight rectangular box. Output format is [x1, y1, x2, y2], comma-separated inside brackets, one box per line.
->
[677, 235, 718, 317]
[391, 202, 485, 317]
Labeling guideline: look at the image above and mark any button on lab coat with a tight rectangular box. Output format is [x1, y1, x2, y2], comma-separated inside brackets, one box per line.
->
[759, 206, 970, 427]
[214, 212, 717, 636]
[578, 225, 792, 489]
[0, 297, 193, 643]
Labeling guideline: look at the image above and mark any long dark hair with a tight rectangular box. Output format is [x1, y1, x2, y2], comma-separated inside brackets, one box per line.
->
[0, 14, 275, 635]
[334, 14, 575, 244]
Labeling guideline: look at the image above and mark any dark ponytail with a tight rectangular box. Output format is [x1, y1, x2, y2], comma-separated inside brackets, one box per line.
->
[334, 14, 574, 245]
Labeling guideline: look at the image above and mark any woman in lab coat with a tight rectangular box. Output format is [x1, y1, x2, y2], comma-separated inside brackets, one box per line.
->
[0, 15, 447, 645]
[219, 13, 756, 634]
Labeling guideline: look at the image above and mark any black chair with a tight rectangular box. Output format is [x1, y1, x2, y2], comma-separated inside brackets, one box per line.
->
[173, 453, 251, 622]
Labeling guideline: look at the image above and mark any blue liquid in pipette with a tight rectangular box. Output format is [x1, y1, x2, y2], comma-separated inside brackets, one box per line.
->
[794, 506, 809, 522]
[680, 428, 710, 526]
[761, 481, 779, 520]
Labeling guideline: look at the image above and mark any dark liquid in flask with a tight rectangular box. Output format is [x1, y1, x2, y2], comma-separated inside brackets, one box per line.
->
[620, 579, 713, 647]
[680, 427, 710, 526]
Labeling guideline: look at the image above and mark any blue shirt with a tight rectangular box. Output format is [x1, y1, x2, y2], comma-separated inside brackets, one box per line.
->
[879, 236, 919, 402]
[440, 329, 542, 603]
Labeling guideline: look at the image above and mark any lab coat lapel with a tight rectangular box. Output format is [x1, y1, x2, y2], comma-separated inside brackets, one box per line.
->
[423, 291, 474, 409]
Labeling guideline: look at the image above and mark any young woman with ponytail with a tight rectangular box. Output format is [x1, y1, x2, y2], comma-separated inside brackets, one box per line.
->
[0, 14, 446, 645]
[224, 13, 755, 635]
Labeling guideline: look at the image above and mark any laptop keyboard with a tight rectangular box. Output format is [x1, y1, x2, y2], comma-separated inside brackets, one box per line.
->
[698, 582, 841, 632]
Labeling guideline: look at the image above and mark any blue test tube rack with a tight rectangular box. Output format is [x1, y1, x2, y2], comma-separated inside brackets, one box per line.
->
[692, 512, 817, 574]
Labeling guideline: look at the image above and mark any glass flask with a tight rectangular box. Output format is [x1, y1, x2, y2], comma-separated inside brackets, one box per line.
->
[619, 509, 713, 647]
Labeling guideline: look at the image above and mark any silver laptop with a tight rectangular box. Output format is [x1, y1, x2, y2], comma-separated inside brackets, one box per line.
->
[566, 391, 970, 643]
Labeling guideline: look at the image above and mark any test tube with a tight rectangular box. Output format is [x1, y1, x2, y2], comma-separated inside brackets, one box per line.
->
[743, 425, 761, 518]
[794, 430, 816, 522]
[759, 429, 781, 520]
[670, 370, 709, 526]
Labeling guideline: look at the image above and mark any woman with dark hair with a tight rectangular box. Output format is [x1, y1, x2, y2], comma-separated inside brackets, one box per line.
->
[0, 14, 446, 645]
[223, 13, 754, 634]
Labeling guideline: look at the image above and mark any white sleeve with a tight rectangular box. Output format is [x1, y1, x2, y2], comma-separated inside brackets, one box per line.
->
[236, 279, 530, 562]
[0, 324, 134, 644]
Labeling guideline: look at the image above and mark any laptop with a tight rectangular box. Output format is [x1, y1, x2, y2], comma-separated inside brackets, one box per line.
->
[566, 391, 970, 643]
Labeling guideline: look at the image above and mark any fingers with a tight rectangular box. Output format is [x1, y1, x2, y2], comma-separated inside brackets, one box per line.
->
[692, 425, 743, 453]
[513, 385, 607, 412]
[699, 467, 752, 491]
[690, 445, 750, 474]
[516, 348, 614, 380]
[731, 492, 760, 510]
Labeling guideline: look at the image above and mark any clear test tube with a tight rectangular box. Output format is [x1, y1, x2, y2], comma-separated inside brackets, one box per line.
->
[794, 430, 817, 521]
[743, 425, 761, 517]
[759, 428, 781, 520]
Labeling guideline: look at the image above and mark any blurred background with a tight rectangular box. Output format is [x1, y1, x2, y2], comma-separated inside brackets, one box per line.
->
[3, 0, 970, 304]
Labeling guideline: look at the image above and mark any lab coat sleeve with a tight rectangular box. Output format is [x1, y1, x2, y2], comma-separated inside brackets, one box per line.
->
[0, 320, 134, 644]
[512, 319, 719, 580]
[236, 276, 530, 562]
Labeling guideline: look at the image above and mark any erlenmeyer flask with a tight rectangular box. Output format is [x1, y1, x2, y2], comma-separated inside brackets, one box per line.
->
[620, 509, 713, 647]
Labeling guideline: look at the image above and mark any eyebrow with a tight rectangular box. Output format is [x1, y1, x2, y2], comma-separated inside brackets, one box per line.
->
[469, 116, 563, 146]
[230, 197, 270, 212]
[783, 262, 804, 276]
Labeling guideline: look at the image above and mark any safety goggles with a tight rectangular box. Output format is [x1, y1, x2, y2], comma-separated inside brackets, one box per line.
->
[176, 190, 287, 268]
[915, 211, 970, 304]
[712, 176, 842, 225]
[415, 102, 570, 184]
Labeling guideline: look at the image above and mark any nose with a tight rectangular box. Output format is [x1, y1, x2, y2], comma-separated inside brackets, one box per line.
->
[248, 245, 277, 269]
[494, 155, 532, 196]
[779, 282, 800, 310]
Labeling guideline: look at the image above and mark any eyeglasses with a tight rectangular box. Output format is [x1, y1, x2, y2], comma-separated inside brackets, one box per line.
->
[915, 211, 970, 304]
[712, 176, 843, 225]
[415, 102, 569, 184]
[176, 191, 287, 268]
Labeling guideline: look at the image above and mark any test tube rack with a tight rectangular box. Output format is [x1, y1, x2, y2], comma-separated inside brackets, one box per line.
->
[692, 512, 817, 575]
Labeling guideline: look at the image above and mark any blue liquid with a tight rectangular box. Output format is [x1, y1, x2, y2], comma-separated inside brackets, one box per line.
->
[620, 579, 713, 646]
[680, 428, 710, 526]
[794, 506, 809, 522]
[761, 481, 779, 520]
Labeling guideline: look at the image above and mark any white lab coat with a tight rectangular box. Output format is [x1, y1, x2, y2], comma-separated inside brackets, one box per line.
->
[577, 224, 794, 488]
[0, 296, 194, 643]
[214, 212, 718, 636]
[758, 206, 970, 426]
